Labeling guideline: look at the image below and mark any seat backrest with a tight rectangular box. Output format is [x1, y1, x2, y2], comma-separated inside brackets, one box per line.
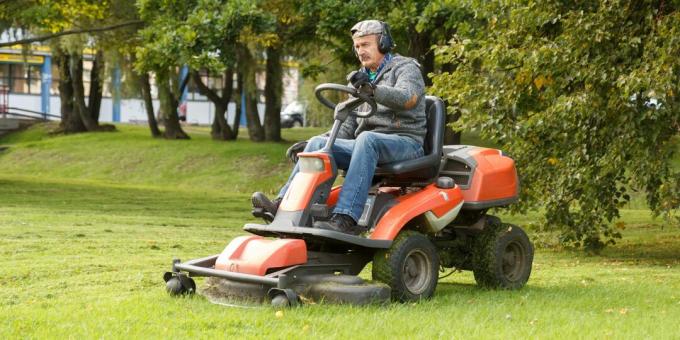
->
[423, 96, 445, 158]
[373, 96, 445, 184]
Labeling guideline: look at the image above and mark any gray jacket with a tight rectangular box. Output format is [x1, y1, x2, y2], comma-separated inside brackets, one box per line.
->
[337, 55, 427, 145]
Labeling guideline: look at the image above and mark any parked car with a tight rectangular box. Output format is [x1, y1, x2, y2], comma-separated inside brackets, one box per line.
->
[280, 101, 305, 128]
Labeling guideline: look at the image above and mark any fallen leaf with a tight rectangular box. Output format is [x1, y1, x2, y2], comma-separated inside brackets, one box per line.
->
[275, 310, 284, 318]
[534, 75, 546, 89]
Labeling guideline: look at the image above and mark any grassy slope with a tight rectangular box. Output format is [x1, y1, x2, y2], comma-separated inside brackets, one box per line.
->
[0, 123, 327, 194]
[1, 124, 679, 338]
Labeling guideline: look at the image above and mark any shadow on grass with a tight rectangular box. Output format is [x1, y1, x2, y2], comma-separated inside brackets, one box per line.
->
[596, 240, 680, 265]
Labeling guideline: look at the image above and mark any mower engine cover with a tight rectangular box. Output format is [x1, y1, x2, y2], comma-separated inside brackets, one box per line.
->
[440, 145, 519, 209]
[214, 236, 307, 276]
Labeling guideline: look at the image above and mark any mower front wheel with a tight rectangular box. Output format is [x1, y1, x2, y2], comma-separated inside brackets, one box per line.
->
[372, 230, 439, 302]
[472, 220, 533, 289]
[164, 272, 196, 296]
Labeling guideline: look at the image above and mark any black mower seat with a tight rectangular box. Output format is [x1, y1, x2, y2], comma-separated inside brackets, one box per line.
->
[373, 96, 445, 185]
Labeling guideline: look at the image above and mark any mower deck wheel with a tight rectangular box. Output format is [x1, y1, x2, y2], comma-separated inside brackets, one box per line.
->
[271, 294, 290, 307]
[164, 273, 196, 296]
[372, 230, 439, 302]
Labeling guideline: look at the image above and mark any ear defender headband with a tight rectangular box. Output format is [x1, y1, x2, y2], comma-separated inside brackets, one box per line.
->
[351, 20, 395, 58]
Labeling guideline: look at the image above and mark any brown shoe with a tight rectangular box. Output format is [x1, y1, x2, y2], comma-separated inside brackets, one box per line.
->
[251, 192, 281, 216]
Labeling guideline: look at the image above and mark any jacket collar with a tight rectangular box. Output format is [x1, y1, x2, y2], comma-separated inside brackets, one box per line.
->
[361, 53, 393, 83]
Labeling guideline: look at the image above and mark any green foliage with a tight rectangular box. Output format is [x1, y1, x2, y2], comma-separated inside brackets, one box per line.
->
[134, 0, 275, 74]
[431, 0, 680, 249]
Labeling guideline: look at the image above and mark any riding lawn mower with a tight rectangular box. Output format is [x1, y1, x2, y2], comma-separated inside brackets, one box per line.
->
[164, 83, 534, 307]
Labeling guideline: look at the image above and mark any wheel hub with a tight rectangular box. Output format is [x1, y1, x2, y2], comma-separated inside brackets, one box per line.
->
[402, 249, 431, 294]
[501, 241, 526, 281]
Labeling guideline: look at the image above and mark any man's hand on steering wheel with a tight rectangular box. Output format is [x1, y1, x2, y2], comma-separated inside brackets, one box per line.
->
[314, 82, 377, 119]
[347, 71, 375, 96]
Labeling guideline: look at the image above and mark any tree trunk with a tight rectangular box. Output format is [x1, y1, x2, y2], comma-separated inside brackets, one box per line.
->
[220, 68, 236, 139]
[231, 72, 244, 140]
[237, 44, 264, 142]
[157, 69, 189, 139]
[54, 50, 85, 133]
[263, 46, 282, 142]
[191, 69, 234, 140]
[245, 90, 264, 142]
[139, 72, 162, 138]
[69, 52, 99, 131]
[440, 62, 461, 145]
[88, 49, 103, 123]
[410, 30, 459, 144]
[408, 30, 435, 86]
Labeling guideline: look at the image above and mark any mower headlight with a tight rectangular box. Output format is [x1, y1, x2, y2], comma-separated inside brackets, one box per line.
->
[299, 157, 325, 173]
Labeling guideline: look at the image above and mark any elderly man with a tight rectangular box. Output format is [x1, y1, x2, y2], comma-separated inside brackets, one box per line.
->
[253, 20, 427, 235]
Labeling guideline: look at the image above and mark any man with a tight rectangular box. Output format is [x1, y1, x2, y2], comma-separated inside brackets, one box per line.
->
[252, 20, 427, 235]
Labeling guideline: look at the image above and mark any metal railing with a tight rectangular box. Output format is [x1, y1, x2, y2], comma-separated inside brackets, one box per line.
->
[3, 106, 61, 121]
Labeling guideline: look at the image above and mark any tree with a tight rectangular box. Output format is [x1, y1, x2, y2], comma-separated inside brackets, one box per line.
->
[431, 0, 680, 249]
[136, 0, 282, 141]
[135, 0, 193, 139]
[0, 0, 124, 133]
[177, 0, 272, 141]
[102, 0, 163, 138]
[258, 0, 319, 141]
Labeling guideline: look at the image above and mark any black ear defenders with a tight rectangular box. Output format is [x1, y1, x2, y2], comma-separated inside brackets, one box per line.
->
[352, 21, 395, 58]
[377, 22, 394, 54]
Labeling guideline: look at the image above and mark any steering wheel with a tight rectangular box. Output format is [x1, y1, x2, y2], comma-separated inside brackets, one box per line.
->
[314, 83, 377, 119]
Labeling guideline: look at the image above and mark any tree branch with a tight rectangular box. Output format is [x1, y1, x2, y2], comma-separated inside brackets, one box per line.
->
[0, 20, 144, 47]
[191, 71, 223, 106]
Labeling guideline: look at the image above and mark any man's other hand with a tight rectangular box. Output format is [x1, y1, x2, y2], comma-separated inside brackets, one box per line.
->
[347, 71, 375, 96]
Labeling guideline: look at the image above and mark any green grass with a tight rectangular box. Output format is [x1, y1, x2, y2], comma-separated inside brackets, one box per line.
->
[1, 124, 679, 338]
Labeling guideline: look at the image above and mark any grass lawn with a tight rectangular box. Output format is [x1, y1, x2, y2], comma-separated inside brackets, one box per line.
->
[1, 124, 679, 338]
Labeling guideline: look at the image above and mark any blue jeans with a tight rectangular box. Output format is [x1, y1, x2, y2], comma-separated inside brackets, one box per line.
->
[278, 131, 424, 221]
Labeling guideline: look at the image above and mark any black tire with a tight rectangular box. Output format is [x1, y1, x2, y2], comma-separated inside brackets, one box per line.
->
[165, 274, 196, 296]
[270, 294, 290, 307]
[372, 230, 439, 302]
[472, 219, 533, 289]
[166, 277, 186, 296]
[292, 120, 303, 128]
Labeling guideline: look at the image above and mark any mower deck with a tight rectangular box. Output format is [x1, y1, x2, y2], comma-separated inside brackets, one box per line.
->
[167, 251, 390, 305]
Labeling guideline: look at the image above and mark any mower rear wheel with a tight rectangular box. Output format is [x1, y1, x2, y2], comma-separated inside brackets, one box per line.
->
[372, 230, 439, 302]
[472, 219, 533, 289]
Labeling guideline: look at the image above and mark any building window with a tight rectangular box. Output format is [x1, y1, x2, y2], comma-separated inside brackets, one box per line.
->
[50, 63, 60, 95]
[0, 63, 42, 95]
[0, 64, 9, 88]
